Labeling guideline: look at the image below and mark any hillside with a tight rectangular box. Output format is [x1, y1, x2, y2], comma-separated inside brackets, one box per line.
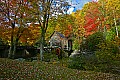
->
[0, 58, 120, 80]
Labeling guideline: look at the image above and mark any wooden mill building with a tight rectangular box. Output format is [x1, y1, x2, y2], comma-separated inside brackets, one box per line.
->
[49, 31, 72, 51]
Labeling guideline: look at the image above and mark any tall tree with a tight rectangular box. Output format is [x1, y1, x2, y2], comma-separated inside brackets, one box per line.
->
[0, 0, 32, 58]
[83, 2, 101, 36]
[72, 10, 85, 49]
[54, 14, 75, 36]
[82, 1, 111, 37]
[105, 0, 120, 37]
[30, 0, 69, 61]
[20, 25, 40, 46]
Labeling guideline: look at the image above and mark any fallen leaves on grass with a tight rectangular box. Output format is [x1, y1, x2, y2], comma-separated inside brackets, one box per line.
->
[0, 58, 120, 80]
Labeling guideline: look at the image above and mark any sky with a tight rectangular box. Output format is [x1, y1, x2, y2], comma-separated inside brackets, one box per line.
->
[67, 0, 94, 14]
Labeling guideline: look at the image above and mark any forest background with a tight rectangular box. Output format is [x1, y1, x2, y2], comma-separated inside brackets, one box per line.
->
[0, 0, 120, 60]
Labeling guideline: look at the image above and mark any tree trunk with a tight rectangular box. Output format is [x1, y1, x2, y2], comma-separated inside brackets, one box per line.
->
[115, 25, 119, 38]
[8, 23, 20, 59]
[103, 26, 107, 39]
[40, 31, 45, 61]
[40, 36, 43, 61]
[113, 10, 119, 37]
[8, 27, 14, 58]
[114, 16, 118, 38]
[8, 45, 13, 58]
[12, 43, 16, 59]
[12, 37, 19, 59]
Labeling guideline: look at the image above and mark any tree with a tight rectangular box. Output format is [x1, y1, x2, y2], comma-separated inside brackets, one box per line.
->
[19, 25, 40, 46]
[82, 2, 101, 36]
[45, 14, 74, 42]
[72, 10, 85, 49]
[0, 27, 10, 44]
[54, 14, 75, 36]
[82, 1, 112, 37]
[105, 0, 120, 37]
[0, 0, 32, 58]
[106, 26, 120, 41]
[30, 0, 70, 61]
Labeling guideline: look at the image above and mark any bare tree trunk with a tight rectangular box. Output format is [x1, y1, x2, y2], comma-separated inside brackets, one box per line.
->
[13, 43, 16, 59]
[40, 36, 43, 61]
[115, 25, 119, 38]
[12, 37, 19, 59]
[113, 10, 118, 37]
[114, 17, 118, 37]
[40, 30, 45, 61]
[8, 24, 23, 59]
[8, 24, 14, 58]
[8, 45, 13, 58]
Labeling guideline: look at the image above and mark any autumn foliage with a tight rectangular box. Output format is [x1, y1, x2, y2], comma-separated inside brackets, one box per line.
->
[83, 2, 100, 36]
[0, 25, 40, 46]
[64, 25, 72, 38]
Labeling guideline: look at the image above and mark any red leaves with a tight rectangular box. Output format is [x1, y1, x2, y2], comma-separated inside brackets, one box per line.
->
[83, 2, 100, 36]
[68, 25, 72, 31]
[24, 0, 27, 2]
[84, 15, 99, 32]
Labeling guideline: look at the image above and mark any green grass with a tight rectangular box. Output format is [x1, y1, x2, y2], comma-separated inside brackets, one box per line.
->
[0, 58, 120, 80]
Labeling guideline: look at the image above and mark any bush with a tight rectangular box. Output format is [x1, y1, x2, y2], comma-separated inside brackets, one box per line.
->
[94, 38, 120, 74]
[96, 39, 120, 62]
[43, 53, 58, 62]
[68, 53, 98, 71]
[81, 32, 104, 51]
[73, 39, 80, 50]
[68, 51, 120, 74]
[68, 54, 86, 70]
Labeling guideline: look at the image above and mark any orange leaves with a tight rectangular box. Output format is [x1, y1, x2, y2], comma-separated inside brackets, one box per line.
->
[0, 25, 40, 46]
[0, 27, 11, 44]
[64, 25, 72, 38]
[68, 25, 72, 31]
[76, 26, 85, 37]
[64, 30, 70, 38]
[0, 0, 37, 46]
[20, 25, 40, 45]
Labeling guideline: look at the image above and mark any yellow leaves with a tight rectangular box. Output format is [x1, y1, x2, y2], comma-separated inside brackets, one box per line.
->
[55, 25, 60, 32]
[106, 0, 120, 10]
[76, 26, 85, 37]
[105, 0, 120, 14]
[73, 10, 85, 38]
[71, 12, 75, 17]
[0, 27, 11, 43]
[19, 25, 40, 45]
[0, 24, 41, 46]
[114, 37, 120, 46]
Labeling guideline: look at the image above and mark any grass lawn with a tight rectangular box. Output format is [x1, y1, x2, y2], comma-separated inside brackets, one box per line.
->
[0, 58, 120, 80]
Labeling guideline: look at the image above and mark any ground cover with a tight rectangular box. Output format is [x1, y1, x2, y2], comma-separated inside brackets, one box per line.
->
[0, 58, 120, 80]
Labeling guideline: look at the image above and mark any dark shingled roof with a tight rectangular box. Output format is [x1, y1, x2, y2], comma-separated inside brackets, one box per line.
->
[50, 31, 65, 39]
[56, 32, 65, 38]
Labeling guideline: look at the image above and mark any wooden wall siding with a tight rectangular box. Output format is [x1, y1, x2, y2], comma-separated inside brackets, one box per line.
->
[49, 32, 68, 50]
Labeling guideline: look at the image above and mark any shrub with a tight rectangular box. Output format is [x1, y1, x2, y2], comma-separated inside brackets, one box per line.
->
[68, 54, 86, 70]
[68, 53, 98, 71]
[82, 32, 104, 51]
[96, 39, 120, 62]
[73, 39, 80, 50]
[43, 53, 58, 62]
